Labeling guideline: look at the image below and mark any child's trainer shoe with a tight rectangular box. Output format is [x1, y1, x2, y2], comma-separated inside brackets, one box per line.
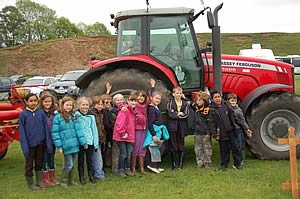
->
[147, 165, 160, 174]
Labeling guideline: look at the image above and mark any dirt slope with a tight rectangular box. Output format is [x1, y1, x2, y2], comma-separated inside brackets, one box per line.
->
[0, 36, 116, 76]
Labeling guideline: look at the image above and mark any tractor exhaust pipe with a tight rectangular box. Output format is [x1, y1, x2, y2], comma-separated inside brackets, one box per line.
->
[212, 3, 223, 94]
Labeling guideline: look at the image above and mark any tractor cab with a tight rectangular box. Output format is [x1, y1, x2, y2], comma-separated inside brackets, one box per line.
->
[112, 7, 205, 89]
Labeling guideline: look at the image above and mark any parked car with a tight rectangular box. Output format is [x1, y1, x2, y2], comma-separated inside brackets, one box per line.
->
[0, 77, 15, 100]
[10, 75, 25, 85]
[48, 70, 87, 98]
[22, 76, 57, 95]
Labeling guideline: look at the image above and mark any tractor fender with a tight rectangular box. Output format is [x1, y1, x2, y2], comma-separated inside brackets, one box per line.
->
[76, 57, 178, 90]
[240, 83, 292, 113]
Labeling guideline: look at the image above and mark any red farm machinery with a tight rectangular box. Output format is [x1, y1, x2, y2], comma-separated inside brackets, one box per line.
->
[76, 2, 300, 160]
[0, 86, 29, 159]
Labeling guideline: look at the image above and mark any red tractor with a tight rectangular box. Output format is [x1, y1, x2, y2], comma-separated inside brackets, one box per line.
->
[77, 3, 300, 160]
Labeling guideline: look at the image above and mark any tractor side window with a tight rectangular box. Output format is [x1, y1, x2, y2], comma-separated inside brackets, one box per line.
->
[149, 16, 200, 89]
[117, 18, 141, 56]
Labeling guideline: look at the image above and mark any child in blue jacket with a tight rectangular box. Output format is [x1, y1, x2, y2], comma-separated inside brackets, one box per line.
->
[19, 93, 52, 190]
[52, 96, 87, 188]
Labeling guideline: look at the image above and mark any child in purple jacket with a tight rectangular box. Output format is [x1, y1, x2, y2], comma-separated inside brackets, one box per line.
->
[39, 93, 58, 186]
[131, 79, 156, 175]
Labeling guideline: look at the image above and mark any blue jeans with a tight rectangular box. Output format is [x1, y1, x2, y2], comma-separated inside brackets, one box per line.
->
[92, 148, 105, 179]
[117, 142, 132, 170]
[64, 153, 76, 172]
[236, 128, 245, 160]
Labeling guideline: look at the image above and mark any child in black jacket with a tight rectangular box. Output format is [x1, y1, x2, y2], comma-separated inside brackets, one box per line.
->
[210, 90, 241, 171]
[193, 92, 216, 168]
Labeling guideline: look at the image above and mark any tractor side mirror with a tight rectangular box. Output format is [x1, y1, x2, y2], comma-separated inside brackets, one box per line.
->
[207, 11, 214, 29]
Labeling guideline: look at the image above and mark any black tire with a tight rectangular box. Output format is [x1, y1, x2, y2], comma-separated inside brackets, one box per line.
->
[81, 68, 171, 111]
[246, 92, 300, 160]
[0, 148, 8, 160]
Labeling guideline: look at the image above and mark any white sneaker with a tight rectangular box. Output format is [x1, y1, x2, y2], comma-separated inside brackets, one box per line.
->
[147, 165, 160, 174]
[158, 168, 164, 172]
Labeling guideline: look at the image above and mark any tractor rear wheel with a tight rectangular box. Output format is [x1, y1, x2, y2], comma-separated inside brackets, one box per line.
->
[246, 92, 300, 159]
[81, 68, 171, 110]
[0, 148, 8, 160]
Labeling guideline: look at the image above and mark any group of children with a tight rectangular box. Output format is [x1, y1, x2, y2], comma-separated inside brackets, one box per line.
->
[19, 79, 252, 190]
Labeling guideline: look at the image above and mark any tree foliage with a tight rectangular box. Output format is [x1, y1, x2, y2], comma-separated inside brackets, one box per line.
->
[0, 6, 25, 47]
[0, 0, 111, 47]
[83, 22, 111, 36]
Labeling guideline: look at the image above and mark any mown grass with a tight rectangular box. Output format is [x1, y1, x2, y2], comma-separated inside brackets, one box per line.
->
[0, 137, 296, 199]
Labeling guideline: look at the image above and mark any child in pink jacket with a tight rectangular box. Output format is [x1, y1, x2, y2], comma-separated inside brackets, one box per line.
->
[113, 92, 137, 177]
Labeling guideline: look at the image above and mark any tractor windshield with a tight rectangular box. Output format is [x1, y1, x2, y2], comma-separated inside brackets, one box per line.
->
[116, 14, 202, 89]
[149, 15, 201, 88]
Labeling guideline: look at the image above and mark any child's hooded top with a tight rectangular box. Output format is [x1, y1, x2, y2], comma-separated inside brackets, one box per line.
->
[74, 110, 99, 149]
[113, 104, 135, 143]
[52, 113, 87, 155]
[19, 108, 53, 159]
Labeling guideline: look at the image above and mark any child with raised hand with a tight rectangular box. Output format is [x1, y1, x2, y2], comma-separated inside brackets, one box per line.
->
[113, 92, 137, 177]
[19, 93, 52, 190]
[227, 93, 253, 165]
[52, 96, 87, 188]
[131, 79, 156, 175]
[75, 96, 99, 184]
[39, 93, 59, 186]
[109, 93, 125, 174]
[144, 91, 169, 174]
[90, 95, 106, 180]
[166, 86, 189, 169]
[193, 92, 216, 168]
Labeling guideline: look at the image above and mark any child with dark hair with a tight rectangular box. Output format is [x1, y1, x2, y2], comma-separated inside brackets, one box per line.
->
[131, 79, 156, 175]
[227, 92, 253, 165]
[210, 90, 241, 171]
[90, 95, 106, 180]
[19, 93, 52, 190]
[113, 92, 137, 177]
[39, 93, 58, 186]
[166, 86, 189, 169]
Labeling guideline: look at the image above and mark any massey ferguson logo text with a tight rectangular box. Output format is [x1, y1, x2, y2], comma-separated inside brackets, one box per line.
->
[222, 61, 261, 68]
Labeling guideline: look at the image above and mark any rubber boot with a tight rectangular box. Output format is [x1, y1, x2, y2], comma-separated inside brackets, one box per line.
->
[35, 171, 46, 188]
[78, 167, 86, 185]
[178, 152, 184, 169]
[88, 169, 96, 183]
[25, 176, 40, 191]
[131, 156, 137, 176]
[60, 169, 69, 188]
[138, 156, 146, 175]
[49, 169, 59, 186]
[170, 152, 177, 170]
[42, 170, 50, 186]
[69, 168, 78, 186]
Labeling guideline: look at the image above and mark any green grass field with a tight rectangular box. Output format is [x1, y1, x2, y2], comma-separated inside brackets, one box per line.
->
[0, 137, 296, 199]
[0, 76, 299, 198]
